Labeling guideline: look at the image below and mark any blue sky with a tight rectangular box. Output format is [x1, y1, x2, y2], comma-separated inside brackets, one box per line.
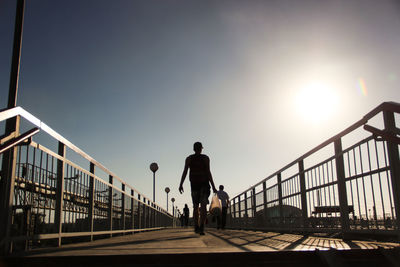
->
[1, 0, 400, 212]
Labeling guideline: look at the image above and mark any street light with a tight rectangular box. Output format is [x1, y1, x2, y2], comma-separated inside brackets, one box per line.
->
[165, 187, 170, 212]
[171, 197, 175, 217]
[150, 162, 158, 202]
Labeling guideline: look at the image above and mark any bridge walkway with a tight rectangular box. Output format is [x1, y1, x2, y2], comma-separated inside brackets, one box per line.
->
[3, 228, 400, 266]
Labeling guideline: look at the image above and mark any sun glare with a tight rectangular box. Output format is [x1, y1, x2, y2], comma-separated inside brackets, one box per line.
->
[295, 82, 339, 124]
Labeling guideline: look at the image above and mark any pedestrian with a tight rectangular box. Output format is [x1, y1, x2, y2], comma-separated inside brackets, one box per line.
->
[179, 142, 217, 235]
[217, 185, 229, 229]
[183, 204, 190, 227]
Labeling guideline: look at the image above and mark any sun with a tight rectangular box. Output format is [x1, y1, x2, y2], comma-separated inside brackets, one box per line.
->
[294, 81, 339, 124]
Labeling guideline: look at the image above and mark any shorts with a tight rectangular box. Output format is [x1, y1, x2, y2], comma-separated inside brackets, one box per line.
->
[191, 183, 210, 206]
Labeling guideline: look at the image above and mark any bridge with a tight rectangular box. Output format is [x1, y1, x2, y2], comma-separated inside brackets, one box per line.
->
[1, 1, 400, 265]
[1, 101, 400, 266]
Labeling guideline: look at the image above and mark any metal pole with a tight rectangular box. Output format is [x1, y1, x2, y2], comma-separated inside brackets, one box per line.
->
[153, 172, 155, 202]
[167, 192, 169, 212]
[334, 138, 350, 235]
[0, 0, 25, 255]
[7, 0, 24, 110]
[383, 110, 400, 238]
[54, 142, 66, 247]
[88, 163, 95, 241]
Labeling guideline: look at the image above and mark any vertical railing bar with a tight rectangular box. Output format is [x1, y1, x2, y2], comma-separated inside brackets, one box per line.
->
[383, 110, 400, 234]
[131, 189, 134, 230]
[49, 155, 53, 225]
[54, 142, 65, 247]
[88, 162, 95, 241]
[346, 151, 354, 215]
[277, 173, 283, 225]
[44, 152, 49, 228]
[326, 162, 332, 207]
[262, 181, 267, 224]
[382, 141, 395, 220]
[366, 141, 378, 227]
[358, 145, 369, 228]
[64, 164, 69, 229]
[353, 148, 362, 225]
[108, 175, 113, 235]
[321, 164, 327, 207]
[299, 160, 307, 227]
[122, 184, 126, 231]
[35, 149, 43, 232]
[334, 138, 350, 234]
[16, 145, 22, 209]
[308, 171, 313, 217]
[307, 172, 312, 218]
[238, 195, 241, 220]
[374, 139, 386, 222]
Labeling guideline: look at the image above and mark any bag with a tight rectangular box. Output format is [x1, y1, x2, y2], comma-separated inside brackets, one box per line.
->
[209, 193, 222, 215]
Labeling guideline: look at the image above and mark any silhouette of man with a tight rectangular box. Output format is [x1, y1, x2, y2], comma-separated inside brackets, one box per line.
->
[179, 142, 217, 235]
[183, 204, 190, 227]
[217, 185, 229, 229]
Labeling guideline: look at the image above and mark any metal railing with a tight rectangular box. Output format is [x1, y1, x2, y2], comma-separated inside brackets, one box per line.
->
[0, 107, 177, 253]
[228, 102, 400, 238]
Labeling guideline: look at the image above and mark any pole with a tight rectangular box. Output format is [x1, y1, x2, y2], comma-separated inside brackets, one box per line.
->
[167, 192, 169, 212]
[0, 0, 25, 255]
[153, 172, 155, 202]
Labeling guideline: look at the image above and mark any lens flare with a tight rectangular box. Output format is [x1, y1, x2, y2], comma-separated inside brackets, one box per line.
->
[358, 78, 368, 96]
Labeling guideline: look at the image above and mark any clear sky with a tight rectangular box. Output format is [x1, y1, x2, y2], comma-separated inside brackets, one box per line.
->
[1, 0, 400, 212]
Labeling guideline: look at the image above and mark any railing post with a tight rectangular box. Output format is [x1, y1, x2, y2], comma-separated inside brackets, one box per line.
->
[131, 189, 134, 230]
[298, 160, 308, 228]
[334, 138, 350, 235]
[252, 188, 256, 222]
[54, 141, 65, 247]
[0, 118, 20, 254]
[238, 195, 241, 226]
[244, 192, 248, 227]
[121, 184, 126, 232]
[88, 162, 95, 241]
[263, 181, 268, 224]
[143, 198, 146, 228]
[232, 198, 236, 219]
[277, 173, 283, 225]
[383, 110, 400, 237]
[138, 195, 142, 229]
[108, 175, 113, 236]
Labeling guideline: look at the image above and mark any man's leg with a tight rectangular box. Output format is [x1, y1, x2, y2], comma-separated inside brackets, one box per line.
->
[222, 207, 227, 229]
[199, 203, 207, 235]
[193, 205, 200, 233]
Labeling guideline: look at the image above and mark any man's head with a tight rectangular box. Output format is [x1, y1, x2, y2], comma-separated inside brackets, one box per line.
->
[193, 142, 203, 153]
[219, 185, 224, 191]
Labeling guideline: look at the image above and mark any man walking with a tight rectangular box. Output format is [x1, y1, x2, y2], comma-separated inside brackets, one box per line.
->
[179, 142, 217, 235]
[183, 204, 190, 227]
[217, 185, 229, 229]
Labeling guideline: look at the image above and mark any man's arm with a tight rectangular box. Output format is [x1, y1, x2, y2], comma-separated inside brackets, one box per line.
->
[179, 157, 189, 194]
[205, 156, 217, 193]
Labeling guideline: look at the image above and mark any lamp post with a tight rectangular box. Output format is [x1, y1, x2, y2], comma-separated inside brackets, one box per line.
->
[150, 163, 158, 202]
[165, 187, 170, 212]
[171, 198, 175, 217]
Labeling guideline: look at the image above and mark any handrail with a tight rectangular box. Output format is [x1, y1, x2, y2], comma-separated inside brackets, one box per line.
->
[0, 127, 39, 154]
[234, 101, 400, 198]
[0, 106, 163, 213]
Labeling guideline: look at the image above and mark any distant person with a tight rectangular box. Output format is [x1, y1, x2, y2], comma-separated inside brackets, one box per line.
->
[179, 142, 217, 235]
[183, 204, 190, 227]
[217, 185, 229, 229]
